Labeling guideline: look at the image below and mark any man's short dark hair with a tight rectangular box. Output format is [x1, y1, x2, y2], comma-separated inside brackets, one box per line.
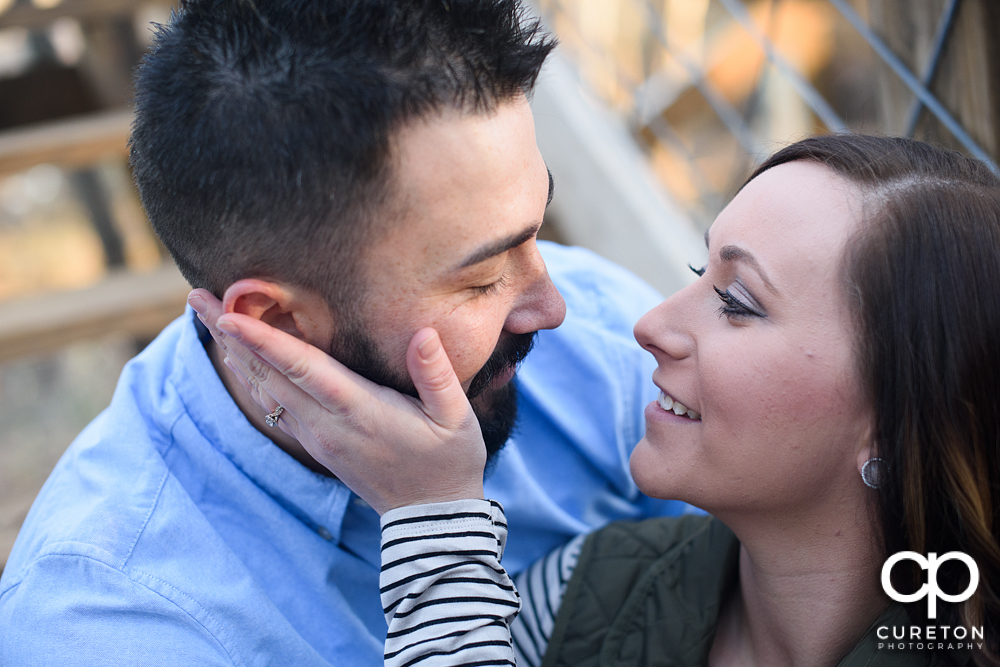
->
[130, 0, 554, 304]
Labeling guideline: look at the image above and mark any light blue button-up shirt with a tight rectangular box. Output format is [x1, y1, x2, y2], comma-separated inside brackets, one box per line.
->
[0, 242, 685, 665]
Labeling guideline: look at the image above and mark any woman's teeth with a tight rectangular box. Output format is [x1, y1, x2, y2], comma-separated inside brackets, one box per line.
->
[657, 391, 701, 421]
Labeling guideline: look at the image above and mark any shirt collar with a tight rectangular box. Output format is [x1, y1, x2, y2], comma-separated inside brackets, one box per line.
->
[171, 307, 353, 543]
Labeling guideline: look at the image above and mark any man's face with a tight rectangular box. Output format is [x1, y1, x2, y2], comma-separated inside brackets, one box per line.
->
[331, 97, 567, 458]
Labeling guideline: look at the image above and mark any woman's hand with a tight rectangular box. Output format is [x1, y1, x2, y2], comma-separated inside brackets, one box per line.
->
[187, 290, 486, 515]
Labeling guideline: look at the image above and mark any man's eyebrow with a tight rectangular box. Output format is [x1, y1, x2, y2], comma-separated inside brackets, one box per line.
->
[455, 221, 542, 270]
[547, 168, 554, 207]
[719, 245, 779, 295]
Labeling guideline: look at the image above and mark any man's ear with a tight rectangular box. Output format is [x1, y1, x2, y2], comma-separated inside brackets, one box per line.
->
[222, 279, 334, 344]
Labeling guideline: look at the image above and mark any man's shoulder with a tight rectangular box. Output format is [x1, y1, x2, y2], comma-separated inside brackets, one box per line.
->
[0, 414, 279, 666]
[0, 549, 236, 665]
[2, 317, 194, 579]
[0, 507, 325, 666]
[0, 313, 352, 665]
[0, 459, 244, 665]
[0, 313, 236, 644]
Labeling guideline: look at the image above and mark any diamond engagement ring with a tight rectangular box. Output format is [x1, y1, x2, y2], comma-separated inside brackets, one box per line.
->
[265, 406, 285, 427]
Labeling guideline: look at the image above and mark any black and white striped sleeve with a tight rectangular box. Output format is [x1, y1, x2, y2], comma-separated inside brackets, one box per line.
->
[509, 533, 584, 667]
[380, 499, 520, 667]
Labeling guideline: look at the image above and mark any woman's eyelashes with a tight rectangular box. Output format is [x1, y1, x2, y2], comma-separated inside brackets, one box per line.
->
[713, 285, 765, 319]
[689, 263, 765, 319]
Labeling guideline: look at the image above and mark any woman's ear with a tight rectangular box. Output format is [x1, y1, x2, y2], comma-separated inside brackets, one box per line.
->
[855, 422, 875, 476]
[856, 443, 874, 477]
[222, 279, 334, 344]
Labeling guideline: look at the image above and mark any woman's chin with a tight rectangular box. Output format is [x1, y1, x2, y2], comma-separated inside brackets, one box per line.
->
[629, 437, 686, 502]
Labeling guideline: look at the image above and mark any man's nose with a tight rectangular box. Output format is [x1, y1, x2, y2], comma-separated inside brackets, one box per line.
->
[504, 245, 566, 334]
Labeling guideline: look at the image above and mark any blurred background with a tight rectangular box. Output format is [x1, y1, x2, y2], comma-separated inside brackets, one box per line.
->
[0, 0, 997, 573]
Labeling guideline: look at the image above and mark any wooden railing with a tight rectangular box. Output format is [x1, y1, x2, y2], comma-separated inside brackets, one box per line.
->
[0, 0, 145, 30]
[0, 264, 189, 362]
[0, 108, 132, 178]
[0, 107, 189, 361]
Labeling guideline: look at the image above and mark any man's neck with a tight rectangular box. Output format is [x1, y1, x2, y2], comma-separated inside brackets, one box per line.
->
[207, 336, 334, 477]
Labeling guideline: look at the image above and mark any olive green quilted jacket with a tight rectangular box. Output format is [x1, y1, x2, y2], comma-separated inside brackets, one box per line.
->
[541, 515, 968, 667]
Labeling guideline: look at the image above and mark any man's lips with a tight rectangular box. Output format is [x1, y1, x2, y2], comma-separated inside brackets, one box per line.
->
[466, 331, 536, 399]
[493, 365, 517, 386]
[479, 364, 517, 392]
[466, 364, 517, 401]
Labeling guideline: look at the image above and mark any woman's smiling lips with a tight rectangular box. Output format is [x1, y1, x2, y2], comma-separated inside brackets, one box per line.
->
[646, 389, 702, 423]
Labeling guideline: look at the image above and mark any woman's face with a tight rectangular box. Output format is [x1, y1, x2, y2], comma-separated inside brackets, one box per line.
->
[631, 161, 871, 517]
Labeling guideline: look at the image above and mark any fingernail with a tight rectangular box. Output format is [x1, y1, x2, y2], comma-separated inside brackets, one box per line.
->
[217, 319, 242, 340]
[223, 356, 235, 373]
[187, 294, 205, 315]
[208, 331, 227, 350]
[418, 332, 441, 361]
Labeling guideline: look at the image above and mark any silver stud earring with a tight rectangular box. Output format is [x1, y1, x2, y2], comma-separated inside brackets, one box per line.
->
[861, 457, 885, 489]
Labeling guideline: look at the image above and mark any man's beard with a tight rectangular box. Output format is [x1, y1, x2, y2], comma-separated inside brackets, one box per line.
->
[330, 327, 536, 462]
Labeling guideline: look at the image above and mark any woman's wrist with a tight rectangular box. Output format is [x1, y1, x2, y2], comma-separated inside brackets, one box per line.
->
[381, 498, 505, 536]
[380, 485, 486, 515]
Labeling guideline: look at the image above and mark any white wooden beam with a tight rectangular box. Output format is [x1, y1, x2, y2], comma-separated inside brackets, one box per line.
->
[0, 263, 189, 361]
[531, 54, 707, 297]
[0, 108, 133, 178]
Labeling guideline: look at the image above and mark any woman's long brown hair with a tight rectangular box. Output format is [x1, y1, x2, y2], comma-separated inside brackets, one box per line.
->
[749, 135, 1000, 665]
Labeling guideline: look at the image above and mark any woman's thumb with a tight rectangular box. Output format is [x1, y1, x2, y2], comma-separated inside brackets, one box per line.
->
[406, 328, 469, 428]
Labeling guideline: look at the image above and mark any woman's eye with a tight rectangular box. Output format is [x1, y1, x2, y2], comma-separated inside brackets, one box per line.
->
[689, 263, 706, 277]
[713, 285, 764, 319]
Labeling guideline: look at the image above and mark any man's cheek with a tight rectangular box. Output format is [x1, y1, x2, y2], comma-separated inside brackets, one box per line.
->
[456, 351, 492, 391]
[439, 328, 499, 387]
[436, 339, 479, 390]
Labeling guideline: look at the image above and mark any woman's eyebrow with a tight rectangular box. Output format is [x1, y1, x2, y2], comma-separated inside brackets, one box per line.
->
[719, 245, 779, 295]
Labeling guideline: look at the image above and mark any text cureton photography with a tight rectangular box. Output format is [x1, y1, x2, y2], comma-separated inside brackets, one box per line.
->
[877, 624, 985, 652]
[878, 550, 985, 653]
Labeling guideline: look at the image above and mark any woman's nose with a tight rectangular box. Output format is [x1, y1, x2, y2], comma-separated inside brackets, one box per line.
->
[634, 287, 696, 362]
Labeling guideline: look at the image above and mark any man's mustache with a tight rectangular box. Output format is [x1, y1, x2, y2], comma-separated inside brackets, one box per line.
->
[466, 331, 537, 400]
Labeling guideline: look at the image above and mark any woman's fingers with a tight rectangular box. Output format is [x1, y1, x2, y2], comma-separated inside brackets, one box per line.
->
[187, 289, 317, 441]
[222, 356, 254, 396]
[224, 355, 302, 439]
[218, 335, 313, 437]
[186, 289, 486, 513]
[188, 289, 231, 354]
[407, 328, 476, 432]
[188, 289, 289, 414]
[214, 313, 375, 416]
